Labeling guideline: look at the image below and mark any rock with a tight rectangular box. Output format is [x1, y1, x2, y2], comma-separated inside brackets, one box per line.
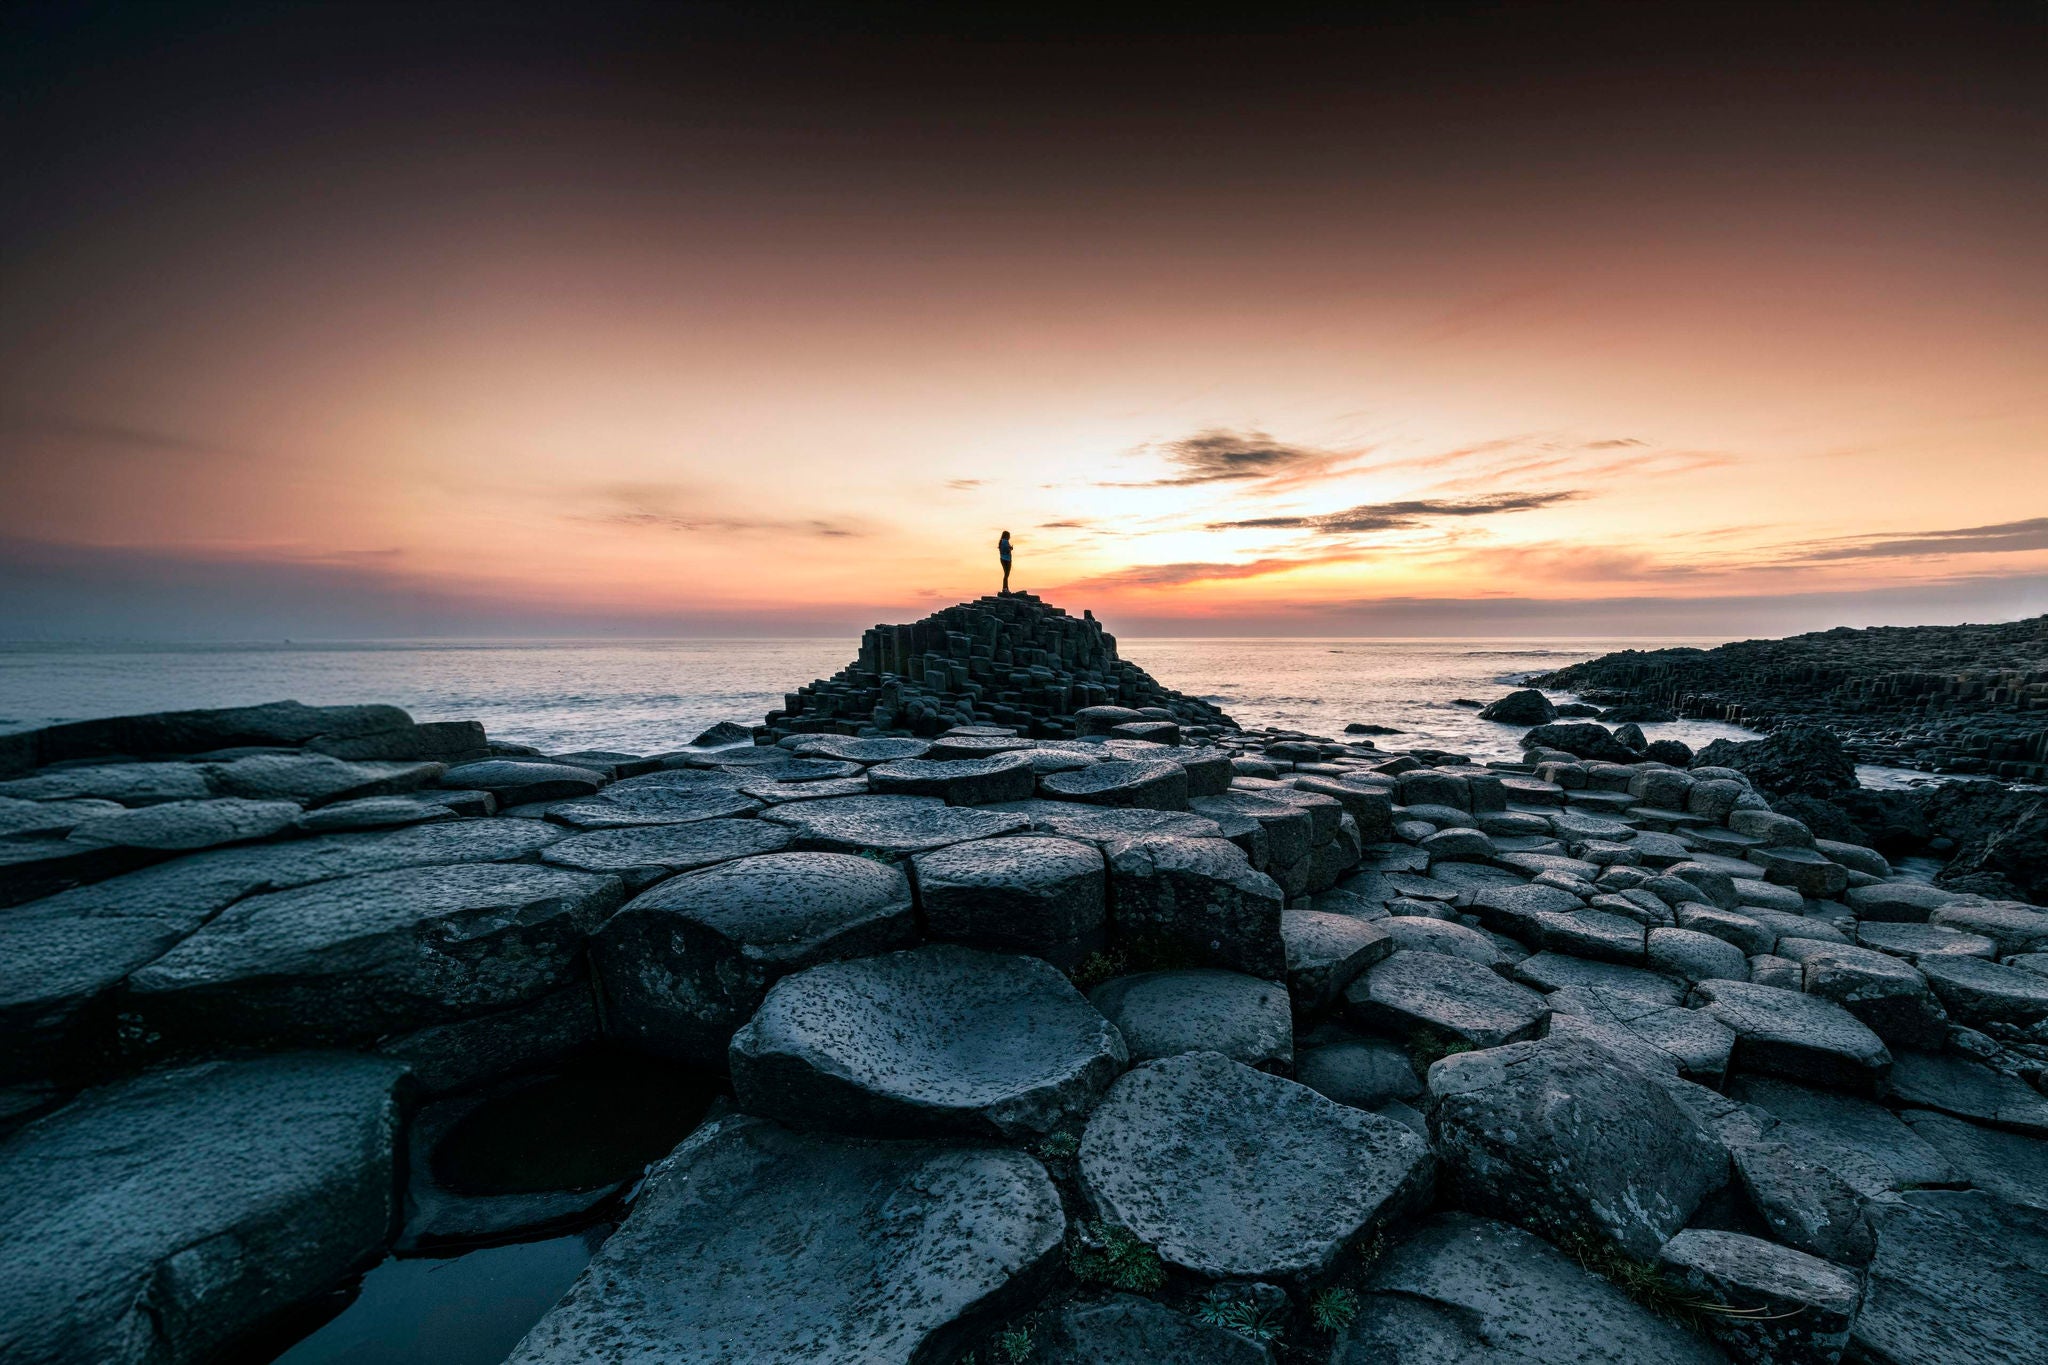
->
[1901, 1110, 2048, 1212]
[1930, 900, 2048, 955]
[375, 982, 600, 1097]
[540, 818, 794, 890]
[1729, 1074, 1958, 1192]
[1643, 738, 1693, 766]
[1348, 950, 1550, 1049]
[1334, 1213, 1727, 1365]
[0, 838, 162, 907]
[1676, 904, 1775, 956]
[203, 753, 442, 805]
[1730, 1139, 1876, 1265]
[0, 1054, 405, 1365]
[1745, 844, 1849, 899]
[1038, 1294, 1275, 1364]
[1102, 835, 1285, 976]
[1657, 1229, 1859, 1365]
[1478, 689, 1557, 725]
[439, 760, 606, 805]
[1852, 1189, 2048, 1365]
[61, 796, 301, 852]
[1281, 909, 1391, 1016]
[0, 761, 214, 805]
[0, 796, 125, 840]
[1918, 954, 2048, 1028]
[1693, 726, 1859, 801]
[591, 851, 918, 1065]
[906, 834, 1104, 966]
[1533, 907, 1648, 964]
[731, 945, 1126, 1138]
[1514, 952, 1686, 1003]
[866, 753, 1037, 805]
[690, 720, 756, 747]
[129, 862, 626, 1046]
[1887, 1051, 2048, 1135]
[224, 815, 566, 889]
[1295, 1031, 1421, 1109]
[1468, 881, 1587, 938]
[1192, 792, 1314, 866]
[1855, 921, 1998, 962]
[1089, 969, 1291, 1069]
[1379, 915, 1516, 969]
[1420, 827, 1494, 862]
[548, 786, 764, 828]
[291, 793, 461, 832]
[507, 1115, 1063, 1364]
[737, 775, 872, 804]
[1545, 985, 1737, 1082]
[1041, 759, 1191, 810]
[786, 735, 932, 763]
[1427, 1036, 1728, 1257]
[1772, 939, 1946, 1050]
[307, 719, 489, 764]
[1078, 1051, 1432, 1282]
[0, 853, 282, 1081]
[1647, 926, 1750, 983]
[1689, 979, 1891, 1092]
[990, 798, 1223, 844]
[1520, 722, 1639, 763]
[764, 793, 1031, 855]
[1847, 879, 1965, 923]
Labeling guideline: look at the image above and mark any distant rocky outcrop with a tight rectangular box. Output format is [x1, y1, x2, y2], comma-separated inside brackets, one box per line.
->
[763, 592, 1236, 741]
[1531, 616, 2048, 781]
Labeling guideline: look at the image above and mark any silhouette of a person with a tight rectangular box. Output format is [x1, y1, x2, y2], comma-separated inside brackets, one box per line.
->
[998, 530, 1013, 593]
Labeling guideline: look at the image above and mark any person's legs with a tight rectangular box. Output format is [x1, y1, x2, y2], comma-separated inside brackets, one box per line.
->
[1001, 562, 1010, 592]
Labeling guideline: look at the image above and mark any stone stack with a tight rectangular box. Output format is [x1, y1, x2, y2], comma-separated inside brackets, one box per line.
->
[761, 592, 1238, 740]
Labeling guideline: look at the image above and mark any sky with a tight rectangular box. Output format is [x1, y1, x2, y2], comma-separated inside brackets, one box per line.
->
[1, 1, 2044, 639]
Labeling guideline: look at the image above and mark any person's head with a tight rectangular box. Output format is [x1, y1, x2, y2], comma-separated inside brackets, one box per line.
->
[1000, 530, 1010, 541]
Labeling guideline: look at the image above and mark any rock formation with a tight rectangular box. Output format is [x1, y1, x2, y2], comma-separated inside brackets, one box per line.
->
[1, 598, 2045, 1365]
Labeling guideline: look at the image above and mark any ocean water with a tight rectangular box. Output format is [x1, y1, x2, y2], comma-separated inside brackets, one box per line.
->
[0, 636, 1765, 765]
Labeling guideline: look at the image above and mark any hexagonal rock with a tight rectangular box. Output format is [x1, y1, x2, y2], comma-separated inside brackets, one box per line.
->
[730, 945, 1126, 1138]
[1078, 1051, 1432, 1282]
[440, 760, 606, 805]
[764, 793, 1031, 856]
[128, 862, 624, 1046]
[1647, 926, 1750, 983]
[1852, 1190, 2048, 1365]
[1333, 1214, 1728, 1365]
[990, 799, 1223, 845]
[1039, 1294, 1275, 1364]
[540, 818, 794, 891]
[1689, 979, 1891, 1093]
[1295, 1030, 1421, 1109]
[591, 851, 917, 1065]
[1855, 921, 1998, 962]
[1729, 1139, 1876, 1265]
[1930, 900, 2048, 955]
[1773, 938, 1946, 1050]
[0, 1054, 406, 1365]
[1102, 835, 1285, 977]
[1846, 879, 1966, 923]
[1658, 1230, 1859, 1365]
[1379, 915, 1517, 970]
[865, 753, 1037, 806]
[221, 815, 566, 890]
[1919, 954, 2048, 1028]
[506, 1115, 1064, 1365]
[292, 794, 460, 832]
[1887, 1051, 2048, 1135]
[1468, 881, 1586, 939]
[1089, 970, 1292, 1068]
[1191, 792, 1314, 867]
[1730, 1074, 1958, 1192]
[1427, 1036, 1729, 1258]
[1282, 909, 1392, 1016]
[912, 835, 1105, 967]
[1745, 845, 1849, 899]
[1040, 759, 1191, 811]
[1901, 1110, 2048, 1213]
[65, 797, 301, 851]
[203, 753, 443, 804]
[1532, 907, 1647, 964]
[1545, 985, 1736, 1082]
[547, 786, 763, 829]
[1347, 950, 1550, 1049]
[0, 761, 213, 805]
[786, 735, 931, 763]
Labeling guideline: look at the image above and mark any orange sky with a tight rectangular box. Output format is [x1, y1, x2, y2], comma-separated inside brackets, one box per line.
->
[2, 4, 2043, 637]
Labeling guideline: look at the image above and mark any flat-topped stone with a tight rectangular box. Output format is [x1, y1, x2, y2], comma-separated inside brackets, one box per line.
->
[866, 753, 1036, 805]
[592, 851, 917, 1065]
[1846, 879, 1963, 923]
[1888, 1050, 2048, 1135]
[1334, 1213, 1727, 1365]
[440, 760, 605, 804]
[1379, 915, 1518, 969]
[506, 1115, 1063, 1365]
[1347, 950, 1550, 1049]
[540, 819, 794, 890]
[1089, 970, 1292, 1068]
[129, 861, 626, 1046]
[731, 945, 1126, 1138]
[1855, 920, 1998, 962]
[0, 761, 213, 806]
[291, 793, 461, 832]
[1773, 938, 1945, 1050]
[1079, 1051, 1432, 1282]
[221, 815, 565, 889]
[1931, 900, 2048, 955]
[1040, 759, 1191, 810]
[987, 798, 1223, 844]
[764, 793, 1031, 855]
[546, 786, 763, 828]
[0, 1054, 406, 1365]
[203, 752, 442, 805]
[1902, 1110, 2048, 1212]
[1853, 1190, 2048, 1365]
[1511, 951, 1684, 1004]
[1427, 1036, 1728, 1258]
[1545, 985, 1736, 1081]
[64, 796, 301, 851]
[1690, 979, 1891, 1092]
[1658, 1229, 1859, 1365]
[913, 835, 1105, 966]
[1919, 953, 2048, 1028]
[1281, 909, 1392, 1016]
[1102, 835, 1285, 976]
[1730, 1074, 1958, 1192]
[785, 735, 932, 763]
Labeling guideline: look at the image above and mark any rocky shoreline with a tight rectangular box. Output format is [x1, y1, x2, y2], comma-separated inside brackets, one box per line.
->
[1530, 614, 2048, 783]
[2, 596, 2046, 1364]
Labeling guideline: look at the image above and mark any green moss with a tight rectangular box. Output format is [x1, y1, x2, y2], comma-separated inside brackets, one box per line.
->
[1407, 1032, 1475, 1071]
[1195, 1296, 1286, 1342]
[993, 1326, 1034, 1362]
[1310, 1286, 1361, 1333]
[1068, 1220, 1166, 1293]
[1034, 1130, 1079, 1162]
[1067, 949, 1127, 995]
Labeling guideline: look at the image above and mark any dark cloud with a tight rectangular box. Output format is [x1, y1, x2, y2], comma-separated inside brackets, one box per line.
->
[575, 485, 864, 538]
[1794, 517, 2048, 562]
[1104, 428, 1359, 489]
[1582, 438, 1648, 449]
[1038, 519, 1091, 529]
[0, 413, 254, 463]
[1206, 491, 1578, 533]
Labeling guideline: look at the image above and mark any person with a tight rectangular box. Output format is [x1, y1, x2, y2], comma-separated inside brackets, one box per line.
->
[998, 530, 1013, 593]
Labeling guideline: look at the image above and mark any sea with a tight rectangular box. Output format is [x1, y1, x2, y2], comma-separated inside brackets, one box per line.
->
[0, 636, 1767, 766]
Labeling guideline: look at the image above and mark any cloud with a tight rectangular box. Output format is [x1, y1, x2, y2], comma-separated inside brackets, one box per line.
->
[946, 479, 983, 489]
[1582, 438, 1648, 449]
[0, 412, 257, 464]
[573, 484, 865, 537]
[1790, 517, 2048, 562]
[1103, 428, 1362, 490]
[1038, 519, 1091, 529]
[1206, 490, 1579, 533]
[1062, 550, 1367, 590]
